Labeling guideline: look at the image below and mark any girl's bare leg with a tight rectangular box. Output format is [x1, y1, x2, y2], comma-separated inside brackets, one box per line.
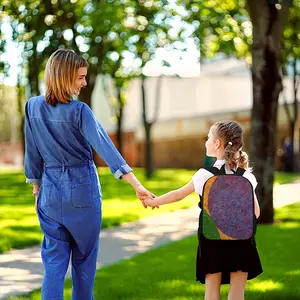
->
[205, 272, 222, 300]
[228, 271, 248, 300]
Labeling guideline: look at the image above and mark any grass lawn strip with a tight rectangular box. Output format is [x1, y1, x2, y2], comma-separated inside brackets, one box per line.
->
[0, 168, 299, 254]
[6, 203, 300, 300]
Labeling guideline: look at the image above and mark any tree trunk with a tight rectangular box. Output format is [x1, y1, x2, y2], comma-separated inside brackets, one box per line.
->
[248, 1, 290, 223]
[152, 75, 163, 123]
[290, 122, 296, 172]
[17, 79, 25, 165]
[116, 86, 124, 155]
[295, 119, 300, 172]
[141, 75, 153, 178]
[145, 122, 153, 179]
[282, 55, 299, 173]
[27, 52, 40, 96]
[282, 88, 296, 173]
[292, 58, 299, 171]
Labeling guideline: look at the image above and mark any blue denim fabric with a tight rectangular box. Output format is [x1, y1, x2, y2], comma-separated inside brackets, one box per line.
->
[24, 95, 132, 184]
[24, 95, 132, 299]
[37, 162, 101, 300]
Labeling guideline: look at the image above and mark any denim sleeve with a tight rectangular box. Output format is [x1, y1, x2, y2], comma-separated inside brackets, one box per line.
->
[24, 101, 44, 185]
[79, 103, 132, 179]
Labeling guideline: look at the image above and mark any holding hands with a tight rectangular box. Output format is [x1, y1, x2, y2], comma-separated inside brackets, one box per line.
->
[135, 184, 154, 208]
[144, 194, 158, 208]
[121, 172, 156, 208]
[135, 184, 159, 209]
[140, 181, 195, 208]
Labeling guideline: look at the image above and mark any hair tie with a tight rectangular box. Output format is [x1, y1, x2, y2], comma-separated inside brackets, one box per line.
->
[228, 142, 233, 146]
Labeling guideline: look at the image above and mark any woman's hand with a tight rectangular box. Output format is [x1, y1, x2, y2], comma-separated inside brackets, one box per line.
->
[32, 185, 40, 212]
[35, 195, 38, 212]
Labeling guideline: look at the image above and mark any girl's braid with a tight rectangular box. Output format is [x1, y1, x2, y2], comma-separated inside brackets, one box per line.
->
[213, 121, 250, 170]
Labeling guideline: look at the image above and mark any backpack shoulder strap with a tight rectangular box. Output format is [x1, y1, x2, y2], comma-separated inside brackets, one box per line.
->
[203, 167, 220, 176]
[204, 164, 227, 175]
[219, 164, 226, 175]
[234, 167, 246, 176]
[206, 165, 246, 176]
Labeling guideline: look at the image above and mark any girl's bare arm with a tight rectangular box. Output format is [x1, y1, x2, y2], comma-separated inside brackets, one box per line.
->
[254, 193, 260, 219]
[145, 181, 195, 207]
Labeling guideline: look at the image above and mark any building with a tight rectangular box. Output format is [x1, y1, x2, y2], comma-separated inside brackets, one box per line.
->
[92, 59, 299, 170]
[1, 59, 298, 169]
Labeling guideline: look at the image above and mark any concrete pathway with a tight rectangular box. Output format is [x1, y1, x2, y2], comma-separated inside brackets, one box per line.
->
[1, 183, 300, 299]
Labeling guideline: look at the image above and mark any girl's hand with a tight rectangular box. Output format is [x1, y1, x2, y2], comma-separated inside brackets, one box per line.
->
[135, 185, 159, 209]
[121, 172, 159, 209]
[144, 196, 156, 207]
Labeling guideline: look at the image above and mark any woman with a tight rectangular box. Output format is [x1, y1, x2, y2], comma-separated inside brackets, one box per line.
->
[24, 49, 153, 299]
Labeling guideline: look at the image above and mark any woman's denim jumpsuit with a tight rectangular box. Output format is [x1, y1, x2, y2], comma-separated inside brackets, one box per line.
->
[24, 96, 132, 299]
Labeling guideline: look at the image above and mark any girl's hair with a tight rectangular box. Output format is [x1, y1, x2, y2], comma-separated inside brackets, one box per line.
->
[212, 120, 250, 170]
[44, 49, 88, 106]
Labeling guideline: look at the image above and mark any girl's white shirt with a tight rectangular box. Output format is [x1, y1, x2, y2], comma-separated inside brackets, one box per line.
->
[192, 159, 258, 196]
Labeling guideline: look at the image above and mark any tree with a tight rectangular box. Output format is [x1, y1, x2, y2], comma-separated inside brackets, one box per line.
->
[182, 1, 251, 61]
[128, 0, 176, 178]
[101, 21, 140, 155]
[3, 0, 180, 172]
[0, 12, 10, 83]
[248, 0, 291, 223]
[3, 0, 85, 96]
[16, 65, 26, 164]
[102, 58, 134, 155]
[3, 0, 138, 107]
[180, 0, 293, 223]
[76, 0, 130, 106]
[1, 0, 87, 159]
[282, 0, 300, 172]
[141, 73, 164, 178]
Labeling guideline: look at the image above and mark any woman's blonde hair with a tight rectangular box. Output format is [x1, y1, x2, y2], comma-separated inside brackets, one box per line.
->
[212, 120, 250, 170]
[45, 49, 88, 106]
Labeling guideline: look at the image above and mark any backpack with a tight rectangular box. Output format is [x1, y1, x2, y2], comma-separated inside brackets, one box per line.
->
[199, 164, 255, 241]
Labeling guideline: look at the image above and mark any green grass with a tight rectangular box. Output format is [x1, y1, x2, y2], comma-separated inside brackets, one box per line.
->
[0, 167, 198, 253]
[274, 172, 300, 185]
[1, 168, 300, 254]
[7, 203, 300, 300]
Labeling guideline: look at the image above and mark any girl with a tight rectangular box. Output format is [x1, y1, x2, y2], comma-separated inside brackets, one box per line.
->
[145, 120, 262, 300]
[24, 49, 153, 299]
